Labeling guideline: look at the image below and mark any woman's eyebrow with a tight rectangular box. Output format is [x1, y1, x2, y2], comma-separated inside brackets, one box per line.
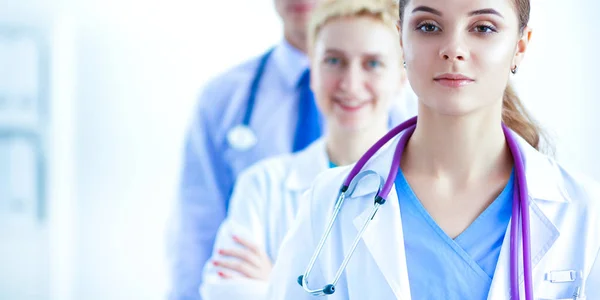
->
[469, 8, 504, 19]
[411, 6, 442, 16]
[411, 6, 504, 19]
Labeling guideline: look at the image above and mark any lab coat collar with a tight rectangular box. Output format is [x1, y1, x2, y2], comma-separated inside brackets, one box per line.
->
[284, 139, 329, 192]
[345, 128, 567, 300]
[272, 39, 309, 89]
[489, 131, 565, 299]
[352, 185, 412, 300]
[487, 201, 560, 300]
[342, 139, 398, 199]
[513, 131, 571, 203]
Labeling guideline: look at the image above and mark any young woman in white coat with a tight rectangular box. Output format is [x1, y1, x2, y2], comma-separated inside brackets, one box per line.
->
[266, 0, 600, 299]
[200, 0, 413, 299]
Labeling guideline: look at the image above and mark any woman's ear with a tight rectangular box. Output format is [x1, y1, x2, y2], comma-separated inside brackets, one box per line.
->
[397, 20, 406, 67]
[396, 20, 403, 49]
[512, 26, 532, 68]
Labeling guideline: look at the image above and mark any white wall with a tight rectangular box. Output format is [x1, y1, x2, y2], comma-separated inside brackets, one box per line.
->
[69, 1, 281, 299]
[512, 0, 600, 179]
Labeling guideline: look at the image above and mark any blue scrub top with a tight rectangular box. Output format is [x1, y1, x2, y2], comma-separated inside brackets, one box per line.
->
[395, 169, 514, 300]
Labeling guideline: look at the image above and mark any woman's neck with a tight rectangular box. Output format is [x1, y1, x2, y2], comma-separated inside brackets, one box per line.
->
[326, 120, 389, 167]
[403, 103, 513, 184]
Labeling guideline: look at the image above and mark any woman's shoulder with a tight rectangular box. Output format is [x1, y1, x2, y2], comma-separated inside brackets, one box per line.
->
[302, 165, 354, 223]
[238, 140, 329, 187]
[518, 136, 600, 210]
[554, 160, 600, 209]
[237, 153, 297, 187]
[528, 149, 600, 224]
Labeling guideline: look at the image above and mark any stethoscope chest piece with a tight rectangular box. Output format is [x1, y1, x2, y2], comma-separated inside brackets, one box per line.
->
[227, 125, 258, 151]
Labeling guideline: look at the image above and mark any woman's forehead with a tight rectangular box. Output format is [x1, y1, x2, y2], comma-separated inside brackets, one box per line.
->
[316, 18, 399, 56]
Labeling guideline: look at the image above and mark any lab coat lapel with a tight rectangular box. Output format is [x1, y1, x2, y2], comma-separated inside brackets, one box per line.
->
[487, 200, 560, 299]
[350, 136, 412, 300]
[488, 134, 564, 300]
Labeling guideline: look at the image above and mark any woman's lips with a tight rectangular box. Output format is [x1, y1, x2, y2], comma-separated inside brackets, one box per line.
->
[335, 100, 369, 112]
[434, 73, 475, 88]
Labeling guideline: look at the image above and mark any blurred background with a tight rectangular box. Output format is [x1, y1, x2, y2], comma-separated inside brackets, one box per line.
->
[0, 0, 598, 299]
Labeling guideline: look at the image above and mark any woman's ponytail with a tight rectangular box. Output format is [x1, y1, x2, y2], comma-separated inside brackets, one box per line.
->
[501, 83, 550, 153]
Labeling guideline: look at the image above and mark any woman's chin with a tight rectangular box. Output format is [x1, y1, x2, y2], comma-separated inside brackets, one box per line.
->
[330, 117, 369, 133]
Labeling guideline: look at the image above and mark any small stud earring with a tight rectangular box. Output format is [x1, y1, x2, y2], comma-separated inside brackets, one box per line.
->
[511, 65, 518, 74]
[403, 61, 407, 69]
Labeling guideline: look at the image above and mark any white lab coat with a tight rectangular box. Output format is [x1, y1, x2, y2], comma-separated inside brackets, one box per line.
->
[200, 139, 329, 300]
[267, 131, 600, 300]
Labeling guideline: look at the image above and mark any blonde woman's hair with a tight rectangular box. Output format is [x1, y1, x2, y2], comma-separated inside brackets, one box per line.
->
[308, 0, 400, 52]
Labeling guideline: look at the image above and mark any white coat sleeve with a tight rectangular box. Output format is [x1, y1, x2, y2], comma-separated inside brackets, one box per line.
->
[266, 187, 324, 300]
[585, 247, 600, 298]
[200, 166, 270, 300]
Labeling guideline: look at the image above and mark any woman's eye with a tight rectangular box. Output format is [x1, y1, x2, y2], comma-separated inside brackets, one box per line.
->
[473, 24, 497, 33]
[367, 60, 382, 68]
[417, 22, 440, 32]
[325, 57, 341, 65]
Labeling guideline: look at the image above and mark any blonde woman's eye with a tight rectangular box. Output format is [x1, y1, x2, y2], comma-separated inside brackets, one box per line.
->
[367, 60, 382, 68]
[325, 57, 341, 65]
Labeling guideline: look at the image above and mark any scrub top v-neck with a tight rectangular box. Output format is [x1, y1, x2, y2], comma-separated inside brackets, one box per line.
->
[395, 169, 514, 300]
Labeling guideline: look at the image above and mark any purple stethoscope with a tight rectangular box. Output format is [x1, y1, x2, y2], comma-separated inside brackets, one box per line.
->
[298, 116, 534, 299]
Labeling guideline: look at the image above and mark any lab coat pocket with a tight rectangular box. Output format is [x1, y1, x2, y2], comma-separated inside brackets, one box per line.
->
[537, 297, 585, 300]
[536, 288, 585, 300]
[536, 269, 585, 300]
